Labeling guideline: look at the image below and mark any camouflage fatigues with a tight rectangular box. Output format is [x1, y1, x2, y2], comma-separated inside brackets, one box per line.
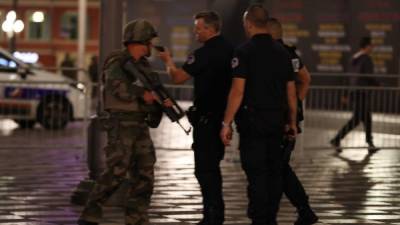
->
[79, 49, 161, 225]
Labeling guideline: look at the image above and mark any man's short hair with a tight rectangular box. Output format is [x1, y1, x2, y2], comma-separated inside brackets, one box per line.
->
[360, 37, 372, 49]
[267, 17, 283, 39]
[244, 4, 269, 28]
[194, 11, 221, 32]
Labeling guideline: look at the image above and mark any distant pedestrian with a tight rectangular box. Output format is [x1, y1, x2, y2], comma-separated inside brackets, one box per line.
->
[88, 55, 99, 99]
[330, 37, 380, 153]
[60, 53, 77, 81]
[88, 55, 98, 83]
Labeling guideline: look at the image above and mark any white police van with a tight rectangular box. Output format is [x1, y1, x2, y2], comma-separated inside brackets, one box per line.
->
[0, 47, 87, 129]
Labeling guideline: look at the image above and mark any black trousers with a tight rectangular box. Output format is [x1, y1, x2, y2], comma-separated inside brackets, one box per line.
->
[334, 93, 373, 143]
[240, 133, 284, 225]
[192, 116, 225, 220]
[236, 110, 286, 225]
[283, 146, 309, 209]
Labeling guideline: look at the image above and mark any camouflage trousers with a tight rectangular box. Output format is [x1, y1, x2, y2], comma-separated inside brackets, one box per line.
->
[80, 119, 156, 225]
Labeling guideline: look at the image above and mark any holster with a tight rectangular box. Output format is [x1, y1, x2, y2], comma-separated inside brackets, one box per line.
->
[297, 99, 304, 134]
[282, 136, 296, 163]
[186, 106, 200, 125]
[282, 128, 296, 163]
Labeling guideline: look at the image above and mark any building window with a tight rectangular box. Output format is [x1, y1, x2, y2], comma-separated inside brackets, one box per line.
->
[60, 12, 78, 40]
[60, 11, 90, 40]
[26, 11, 50, 41]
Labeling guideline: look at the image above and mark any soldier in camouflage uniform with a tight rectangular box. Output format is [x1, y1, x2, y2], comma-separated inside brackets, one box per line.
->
[78, 19, 162, 225]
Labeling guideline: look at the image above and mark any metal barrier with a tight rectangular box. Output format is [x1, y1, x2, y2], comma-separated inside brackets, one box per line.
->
[152, 72, 400, 150]
[0, 70, 91, 149]
[2, 69, 398, 152]
[305, 73, 400, 149]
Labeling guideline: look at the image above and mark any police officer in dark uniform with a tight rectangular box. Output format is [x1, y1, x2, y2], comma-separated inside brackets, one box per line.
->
[267, 18, 318, 225]
[158, 11, 233, 225]
[221, 5, 297, 225]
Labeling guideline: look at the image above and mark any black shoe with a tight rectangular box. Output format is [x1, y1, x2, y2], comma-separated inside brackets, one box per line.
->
[198, 205, 224, 225]
[197, 219, 223, 225]
[251, 222, 277, 225]
[294, 207, 318, 225]
[77, 219, 98, 225]
[368, 143, 380, 154]
[330, 139, 342, 153]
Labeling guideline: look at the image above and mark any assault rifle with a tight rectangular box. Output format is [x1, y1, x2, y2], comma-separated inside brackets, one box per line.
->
[123, 59, 191, 135]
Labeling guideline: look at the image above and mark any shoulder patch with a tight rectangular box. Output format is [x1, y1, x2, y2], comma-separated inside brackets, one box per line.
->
[231, 57, 239, 68]
[291, 58, 300, 73]
[187, 54, 195, 65]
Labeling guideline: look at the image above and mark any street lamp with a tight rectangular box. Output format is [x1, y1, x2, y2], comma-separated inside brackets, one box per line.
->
[1, 10, 24, 53]
[32, 11, 44, 23]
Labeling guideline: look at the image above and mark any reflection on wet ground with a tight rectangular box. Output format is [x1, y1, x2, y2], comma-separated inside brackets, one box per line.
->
[0, 140, 399, 224]
[0, 103, 399, 224]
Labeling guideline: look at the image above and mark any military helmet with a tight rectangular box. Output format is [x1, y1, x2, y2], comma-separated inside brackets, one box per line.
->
[123, 19, 158, 46]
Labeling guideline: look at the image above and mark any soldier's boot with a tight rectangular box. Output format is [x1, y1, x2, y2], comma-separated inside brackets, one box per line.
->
[294, 205, 318, 225]
[77, 219, 99, 225]
[78, 201, 102, 225]
[197, 206, 224, 225]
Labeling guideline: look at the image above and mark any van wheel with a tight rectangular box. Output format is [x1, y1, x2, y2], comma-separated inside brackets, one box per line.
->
[14, 120, 36, 129]
[37, 96, 72, 130]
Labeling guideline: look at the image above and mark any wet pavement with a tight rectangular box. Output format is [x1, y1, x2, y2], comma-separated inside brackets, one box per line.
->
[0, 133, 400, 224]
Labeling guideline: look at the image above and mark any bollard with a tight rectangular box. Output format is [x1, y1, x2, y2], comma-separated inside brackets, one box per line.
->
[70, 115, 106, 205]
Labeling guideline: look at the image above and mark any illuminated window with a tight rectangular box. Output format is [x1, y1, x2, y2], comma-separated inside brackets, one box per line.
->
[26, 11, 50, 40]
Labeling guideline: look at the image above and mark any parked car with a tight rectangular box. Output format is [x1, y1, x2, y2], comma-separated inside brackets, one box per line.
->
[0, 47, 88, 129]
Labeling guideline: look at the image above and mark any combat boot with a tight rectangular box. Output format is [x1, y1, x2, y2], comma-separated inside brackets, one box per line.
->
[294, 205, 318, 225]
[77, 219, 98, 225]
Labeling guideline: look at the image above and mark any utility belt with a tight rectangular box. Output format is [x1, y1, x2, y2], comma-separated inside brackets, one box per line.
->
[186, 106, 224, 125]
